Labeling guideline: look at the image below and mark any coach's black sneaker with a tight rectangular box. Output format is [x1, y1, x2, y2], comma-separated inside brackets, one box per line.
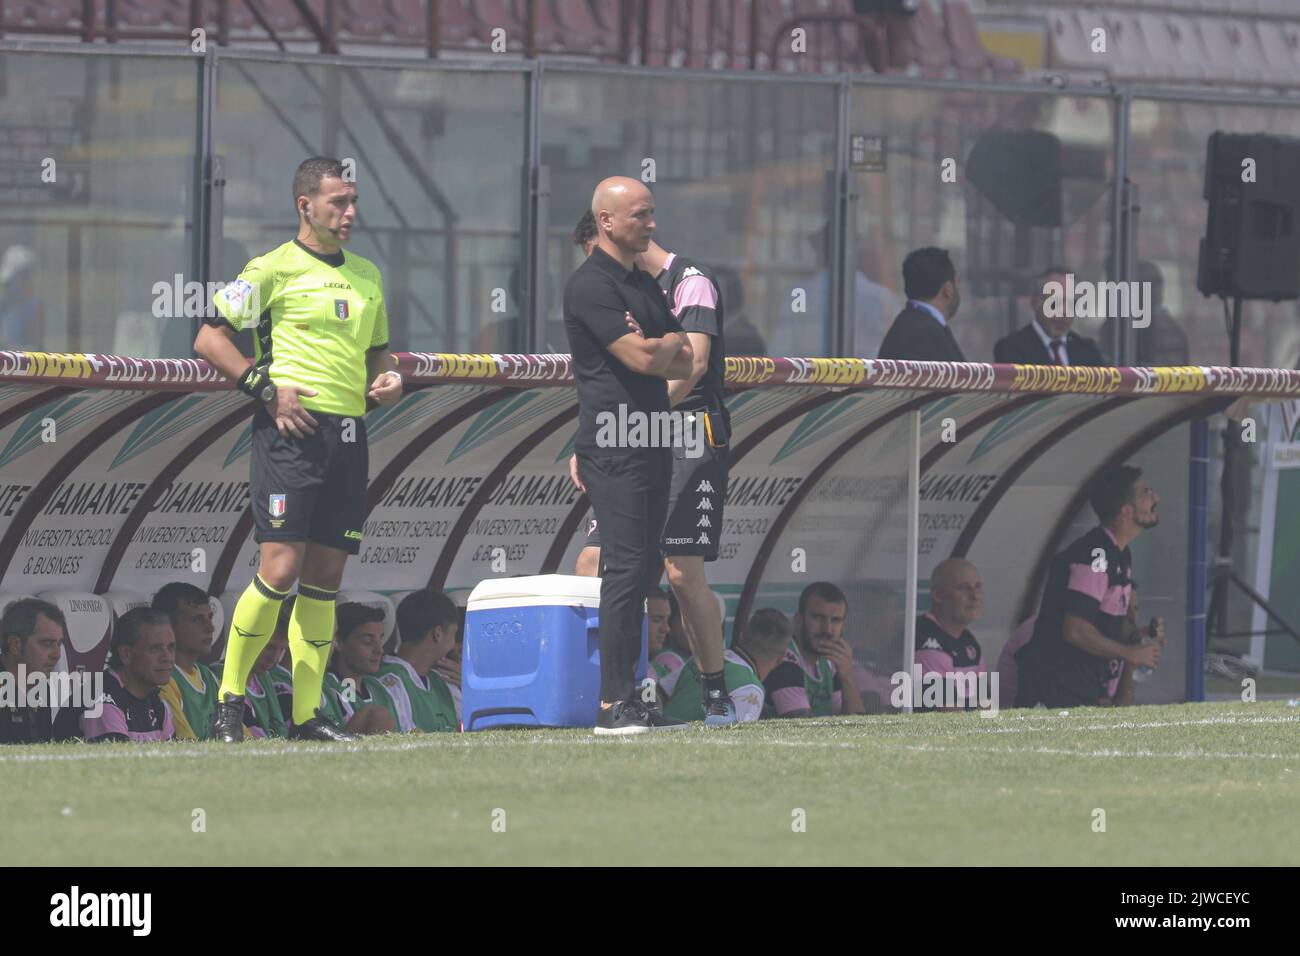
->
[289, 709, 357, 742]
[640, 698, 689, 732]
[594, 700, 652, 736]
[212, 694, 245, 744]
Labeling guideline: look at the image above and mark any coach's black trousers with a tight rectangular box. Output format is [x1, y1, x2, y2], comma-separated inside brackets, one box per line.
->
[578, 447, 672, 703]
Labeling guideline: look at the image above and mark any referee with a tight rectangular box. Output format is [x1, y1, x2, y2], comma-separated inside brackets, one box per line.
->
[194, 156, 403, 743]
[564, 176, 694, 735]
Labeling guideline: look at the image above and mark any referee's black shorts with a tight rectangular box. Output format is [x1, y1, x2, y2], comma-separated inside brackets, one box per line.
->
[250, 405, 368, 554]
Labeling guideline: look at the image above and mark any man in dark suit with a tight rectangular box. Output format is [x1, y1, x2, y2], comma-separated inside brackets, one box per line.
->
[878, 247, 965, 362]
[994, 266, 1106, 366]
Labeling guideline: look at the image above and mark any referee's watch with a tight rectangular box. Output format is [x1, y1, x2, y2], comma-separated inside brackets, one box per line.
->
[237, 364, 277, 405]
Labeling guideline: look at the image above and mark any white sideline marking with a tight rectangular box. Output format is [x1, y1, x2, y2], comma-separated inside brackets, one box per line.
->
[1, 712, 1295, 765]
[880, 743, 1293, 761]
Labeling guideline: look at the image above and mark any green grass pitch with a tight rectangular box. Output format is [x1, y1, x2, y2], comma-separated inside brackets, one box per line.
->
[4, 701, 1297, 866]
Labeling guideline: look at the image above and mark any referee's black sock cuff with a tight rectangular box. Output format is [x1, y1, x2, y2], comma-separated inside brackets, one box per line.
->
[253, 574, 291, 600]
[297, 583, 339, 603]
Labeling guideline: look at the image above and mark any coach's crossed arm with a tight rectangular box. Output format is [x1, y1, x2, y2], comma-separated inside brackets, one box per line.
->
[606, 313, 694, 379]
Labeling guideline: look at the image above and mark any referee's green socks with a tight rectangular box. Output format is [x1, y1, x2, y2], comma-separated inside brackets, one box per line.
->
[289, 584, 339, 726]
[218, 574, 290, 699]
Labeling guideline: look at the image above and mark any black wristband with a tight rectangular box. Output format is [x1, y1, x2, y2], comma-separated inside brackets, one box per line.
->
[236, 364, 271, 400]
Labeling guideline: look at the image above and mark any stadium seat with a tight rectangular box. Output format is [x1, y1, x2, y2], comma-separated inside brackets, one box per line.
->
[1256, 18, 1300, 81]
[904, 0, 954, 76]
[101, 591, 152, 621]
[1046, 10, 1097, 73]
[28, 0, 79, 30]
[388, 0, 435, 42]
[546, 0, 611, 57]
[1201, 18, 1268, 84]
[37, 592, 113, 675]
[251, 0, 305, 34]
[204, 596, 227, 665]
[342, 0, 388, 39]
[943, 0, 1019, 78]
[382, 591, 414, 651]
[115, 0, 164, 30]
[224, 0, 257, 32]
[337, 590, 397, 646]
[475, 0, 525, 49]
[1151, 14, 1216, 84]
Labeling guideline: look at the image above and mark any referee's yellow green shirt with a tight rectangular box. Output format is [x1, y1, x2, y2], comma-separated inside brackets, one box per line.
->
[211, 239, 390, 417]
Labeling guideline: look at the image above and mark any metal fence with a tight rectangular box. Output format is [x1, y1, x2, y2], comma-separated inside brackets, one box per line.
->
[3, 42, 1300, 372]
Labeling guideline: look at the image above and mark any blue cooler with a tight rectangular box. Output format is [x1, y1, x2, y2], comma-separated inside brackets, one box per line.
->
[463, 575, 648, 730]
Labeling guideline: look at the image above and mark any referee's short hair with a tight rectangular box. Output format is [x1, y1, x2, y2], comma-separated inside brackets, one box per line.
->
[1090, 464, 1143, 524]
[396, 590, 459, 646]
[797, 581, 848, 615]
[293, 156, 347, 204]
[902, 247, 956, 300]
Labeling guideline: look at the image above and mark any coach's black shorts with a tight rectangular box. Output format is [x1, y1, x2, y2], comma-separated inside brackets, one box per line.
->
[250, 405, 368, 554]
[587, 413, 729, 561]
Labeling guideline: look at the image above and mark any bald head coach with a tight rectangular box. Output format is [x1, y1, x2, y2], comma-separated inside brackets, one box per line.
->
[564, 177, 694, 735]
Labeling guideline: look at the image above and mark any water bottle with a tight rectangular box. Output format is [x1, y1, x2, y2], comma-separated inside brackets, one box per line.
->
[1131, 618, 1159, 683]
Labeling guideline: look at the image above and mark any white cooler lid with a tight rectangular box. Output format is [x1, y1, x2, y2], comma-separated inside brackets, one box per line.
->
[467, 574, 602, 612]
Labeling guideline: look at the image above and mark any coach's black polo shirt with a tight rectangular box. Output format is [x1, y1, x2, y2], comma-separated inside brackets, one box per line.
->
[563, 245, 685, 456]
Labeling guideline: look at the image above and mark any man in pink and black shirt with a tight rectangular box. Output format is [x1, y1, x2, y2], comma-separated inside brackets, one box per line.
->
[1015, 465, 1164, 708]
[81, 607, 177, 743]
[914, 558, 986, 711]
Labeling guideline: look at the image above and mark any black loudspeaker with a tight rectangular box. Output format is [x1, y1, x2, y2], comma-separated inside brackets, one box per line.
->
[1197, 131, 1300, 301]
[967, 129, 1064, 228]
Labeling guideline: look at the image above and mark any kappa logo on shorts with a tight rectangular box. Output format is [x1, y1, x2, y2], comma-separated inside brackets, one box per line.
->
[334, 299, 350, 321]
[697, 515, 711, 527]
[695, 479, 714, 494]
[696, 532, 711, 545]
[697, 498, 713, 511]
[587, 519, 598, 536]
[269, 494, 286, 517]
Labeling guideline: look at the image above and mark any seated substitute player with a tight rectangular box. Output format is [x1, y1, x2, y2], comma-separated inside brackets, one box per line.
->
[572, 233, 737, 724]
[153, 582, 219, 740]
[81, 607, 177, 743]
[764, 583, 867, 718]
[914, 558, 987, 712]
[650, 590, 695, 701]
[665, 607, 791, 723]
[325, 603, 399, 734]
[0, 598, 81, 744]
[374, 590, 460, 733]
[194, 155, 403, 744]
[1015, 465, 1165, 708]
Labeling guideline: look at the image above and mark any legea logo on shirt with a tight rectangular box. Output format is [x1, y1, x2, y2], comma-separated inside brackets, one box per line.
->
[595, 404, 704, 458]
